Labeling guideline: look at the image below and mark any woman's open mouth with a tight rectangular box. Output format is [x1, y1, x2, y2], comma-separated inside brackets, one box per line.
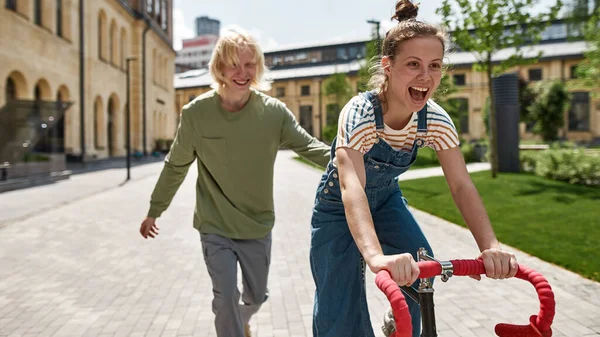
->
[409, 86, 429, 103]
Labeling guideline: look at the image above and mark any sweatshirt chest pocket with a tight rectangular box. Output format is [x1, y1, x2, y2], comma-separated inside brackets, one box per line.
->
[200, 137, 228, 167]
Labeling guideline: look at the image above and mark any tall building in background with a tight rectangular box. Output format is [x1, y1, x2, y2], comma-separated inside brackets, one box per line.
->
[175, 35, 219, 73]
[195, 16, 220, 36]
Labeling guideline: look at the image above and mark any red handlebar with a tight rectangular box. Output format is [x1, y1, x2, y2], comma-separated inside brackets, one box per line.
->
[375, 259, 555, 337]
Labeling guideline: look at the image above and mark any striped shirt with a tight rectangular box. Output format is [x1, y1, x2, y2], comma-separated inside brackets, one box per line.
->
[336, 94, 460, 153]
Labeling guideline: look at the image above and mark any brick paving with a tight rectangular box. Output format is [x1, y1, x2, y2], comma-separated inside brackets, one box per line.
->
[0, 150, 598, 336]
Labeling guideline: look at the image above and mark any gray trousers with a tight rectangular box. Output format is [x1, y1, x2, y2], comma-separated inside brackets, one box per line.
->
[200, 232, 272, 337]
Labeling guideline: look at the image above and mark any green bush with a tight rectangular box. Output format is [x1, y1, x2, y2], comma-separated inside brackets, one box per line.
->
[519, 151, 539, 173]
[322, 124, 338, 144]
[533, 149, 600, 186]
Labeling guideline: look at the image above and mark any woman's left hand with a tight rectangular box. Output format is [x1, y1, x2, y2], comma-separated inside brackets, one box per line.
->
[472, 248, 518, 280]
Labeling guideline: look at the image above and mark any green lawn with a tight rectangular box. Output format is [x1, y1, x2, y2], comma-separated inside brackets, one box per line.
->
[399, 171, 600, 282]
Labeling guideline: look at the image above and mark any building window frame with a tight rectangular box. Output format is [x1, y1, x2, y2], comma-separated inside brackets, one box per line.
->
[34, 0, 42, 26]
[276, 87, 285, 98]
[56, 0, 63, 37]
[568, 91, 590, 132]
[453, 73, 466, 86]
[5, 0, 17, 11]
[528, 68, 543, 82]
[301, 85, 310, 96]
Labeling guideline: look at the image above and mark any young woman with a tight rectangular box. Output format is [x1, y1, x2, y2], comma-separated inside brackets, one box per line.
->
[309, 1, 517, 336]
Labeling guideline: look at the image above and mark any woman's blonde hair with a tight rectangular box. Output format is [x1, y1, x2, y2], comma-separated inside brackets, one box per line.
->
[368, 0, 448, 103]
[209, 29, 272, 92]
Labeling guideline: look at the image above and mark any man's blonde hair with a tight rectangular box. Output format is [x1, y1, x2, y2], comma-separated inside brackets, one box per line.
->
[209, 29, 272, 92]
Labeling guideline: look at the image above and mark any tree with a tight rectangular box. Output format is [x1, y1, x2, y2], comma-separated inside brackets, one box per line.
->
[575, 6, 600, 91]
[322, 73, 353, 143]
[528, 80, 571, 141]
[433, 72, 465, 133]
[436, 0, 562, 177]
[357, 40, 379, 93]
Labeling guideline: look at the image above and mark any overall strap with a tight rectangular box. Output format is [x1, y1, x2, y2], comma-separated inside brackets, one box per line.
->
[417, 103, 428, 133]
[415, 103, 429, 147]
[366, 91, 384, 132]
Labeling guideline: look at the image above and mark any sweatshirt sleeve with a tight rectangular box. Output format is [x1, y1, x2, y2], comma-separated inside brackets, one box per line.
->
[147, 106, 196, 218]
[279, 105, 331, 168]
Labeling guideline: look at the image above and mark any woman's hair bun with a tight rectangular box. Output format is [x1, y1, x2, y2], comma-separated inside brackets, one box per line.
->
[391, 0, 419, 22]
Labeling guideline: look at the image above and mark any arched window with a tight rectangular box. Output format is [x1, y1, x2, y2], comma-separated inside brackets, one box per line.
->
[34, 0, 42, 25]
[98, 11, 107, 60]
[56, 0, 63, 37]
[5, 77, 16, 101]
[120, 28, 128, 69]
[110, 21, 118, 65]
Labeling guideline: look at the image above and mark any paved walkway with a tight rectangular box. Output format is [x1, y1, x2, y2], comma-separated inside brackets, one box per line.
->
[0, 151, 598, 337]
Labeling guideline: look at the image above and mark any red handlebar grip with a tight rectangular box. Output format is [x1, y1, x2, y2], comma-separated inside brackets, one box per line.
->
[495, 315, 552, 337]
[376, 260, 555, 337]
[375, 270, 412, 337]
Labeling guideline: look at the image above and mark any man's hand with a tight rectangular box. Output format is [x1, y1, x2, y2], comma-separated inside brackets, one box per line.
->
[140, 217, 159, 239]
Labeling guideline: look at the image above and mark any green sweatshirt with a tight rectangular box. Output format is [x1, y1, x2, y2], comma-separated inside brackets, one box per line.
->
[147, 89, 331, 239]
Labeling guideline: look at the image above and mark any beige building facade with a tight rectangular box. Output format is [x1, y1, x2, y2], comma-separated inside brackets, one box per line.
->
[1, 0, 176, 162]
[174, 27, 599, 145]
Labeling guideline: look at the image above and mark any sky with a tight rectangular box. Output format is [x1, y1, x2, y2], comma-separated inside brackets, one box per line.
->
[172, 0, 561, 51]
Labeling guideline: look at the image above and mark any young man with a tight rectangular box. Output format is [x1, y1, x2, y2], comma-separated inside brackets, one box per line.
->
[139, 30, 330, 337]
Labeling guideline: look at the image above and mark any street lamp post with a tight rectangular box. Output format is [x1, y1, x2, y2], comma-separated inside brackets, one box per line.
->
[126, 56, 137, 181]
[367, 19, 382, 53]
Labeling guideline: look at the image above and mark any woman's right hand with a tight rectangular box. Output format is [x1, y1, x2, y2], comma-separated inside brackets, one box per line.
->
[366, 253, 420, 287]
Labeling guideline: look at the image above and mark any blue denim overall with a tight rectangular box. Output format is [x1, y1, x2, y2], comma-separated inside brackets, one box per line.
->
[310, 91, 432, 337]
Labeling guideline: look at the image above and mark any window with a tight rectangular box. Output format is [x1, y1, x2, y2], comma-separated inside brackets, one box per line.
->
[161, 0, 167, 31]
[5, 77, 16, 101]
[56, 0, 63, 37]
[528, 68, 542, 81]
[570, 65, 579, 79]
[5, 0, 17, 11]
[146, 0, 153, 14]
[569, 92, 590, 131]
[301, 85, 310, 96]
[34, 0, 42, 25]
[337, 48, 348, 60]
[155, 0, 160, 18]
[453, 74, 466, 86]
[276, 87, 285, 98]
[98, 12, 107, 60]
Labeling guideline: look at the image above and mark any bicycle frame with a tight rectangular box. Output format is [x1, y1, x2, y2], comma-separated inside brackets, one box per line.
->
[377, 247, 556, 337]
[395, 248, 448, 337]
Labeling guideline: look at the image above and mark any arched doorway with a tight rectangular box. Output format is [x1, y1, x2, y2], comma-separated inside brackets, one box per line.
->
[54, 88, 69, 153]
[107, 97, 115, 156]
[107, 95, 120, 157]
[5, 77, 16, 101]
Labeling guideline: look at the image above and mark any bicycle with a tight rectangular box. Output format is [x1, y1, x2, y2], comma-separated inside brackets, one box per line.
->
[377, 248, 556, 337]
